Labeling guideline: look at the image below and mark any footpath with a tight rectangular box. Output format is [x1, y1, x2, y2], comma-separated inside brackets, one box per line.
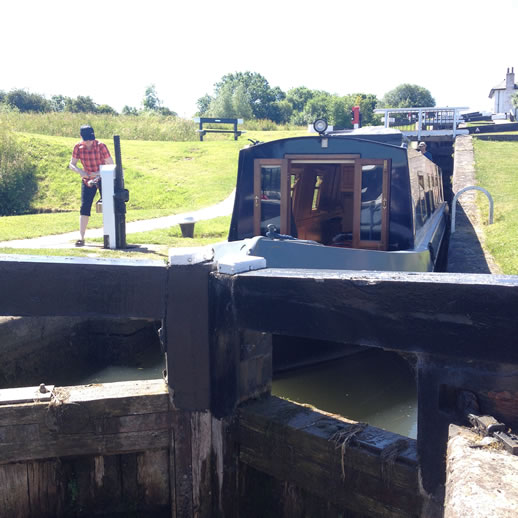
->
[0, 191, 235, 250]
[447, 136, 501, 274]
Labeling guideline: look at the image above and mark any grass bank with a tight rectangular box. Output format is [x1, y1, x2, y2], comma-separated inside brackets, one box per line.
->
[0, 130, 306, 242]
[473, 138, 518, 274]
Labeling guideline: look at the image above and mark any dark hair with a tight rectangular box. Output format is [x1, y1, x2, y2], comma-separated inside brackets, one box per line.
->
[80, 125, 95, 141]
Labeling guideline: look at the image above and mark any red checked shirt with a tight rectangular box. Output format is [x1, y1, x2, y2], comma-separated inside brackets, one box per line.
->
[72, 140, 111, 177]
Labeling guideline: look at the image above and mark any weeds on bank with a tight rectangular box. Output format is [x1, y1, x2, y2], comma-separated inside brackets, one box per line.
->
[1, 111, 305, 141]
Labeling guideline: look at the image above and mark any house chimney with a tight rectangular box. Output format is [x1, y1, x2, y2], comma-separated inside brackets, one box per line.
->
[506, 67, 515, 89]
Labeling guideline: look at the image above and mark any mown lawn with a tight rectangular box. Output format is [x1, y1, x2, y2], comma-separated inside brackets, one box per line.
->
[0, 130, 306, 242]
[0, 216, 231, 261]
[473, 139, 518, 274]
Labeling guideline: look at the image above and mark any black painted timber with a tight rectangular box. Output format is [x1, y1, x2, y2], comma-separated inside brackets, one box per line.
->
[214, 269, 518, 365]
[166, 263, 215, 410]
[467, 122, 518, 134]
[0, 255, 166, 319]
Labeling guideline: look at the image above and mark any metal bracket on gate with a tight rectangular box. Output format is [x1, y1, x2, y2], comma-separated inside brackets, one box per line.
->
[459, 391, 518, 455]
[493, 430, 518, 455]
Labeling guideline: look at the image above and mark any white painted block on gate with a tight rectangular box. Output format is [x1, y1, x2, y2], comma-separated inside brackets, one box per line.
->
[217, 254, 266, 275]
[169, 246, 213, 265]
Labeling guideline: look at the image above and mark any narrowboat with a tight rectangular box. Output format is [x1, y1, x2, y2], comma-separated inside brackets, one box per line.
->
[217, 122, 448, 273]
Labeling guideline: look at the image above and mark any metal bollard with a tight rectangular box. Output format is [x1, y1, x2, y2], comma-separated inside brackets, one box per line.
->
[179, 217, 195, 238]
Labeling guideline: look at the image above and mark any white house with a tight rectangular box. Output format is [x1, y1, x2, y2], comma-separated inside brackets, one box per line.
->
[488, 67, 517, 115]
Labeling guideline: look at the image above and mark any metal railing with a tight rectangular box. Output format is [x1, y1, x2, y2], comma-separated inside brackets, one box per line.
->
[451, 186, 494, 233]
[374, 106, 469, 139]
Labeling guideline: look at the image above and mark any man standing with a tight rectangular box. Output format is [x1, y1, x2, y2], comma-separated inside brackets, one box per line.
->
[69, 125, 113, 246]
[417, 141, 433, 161]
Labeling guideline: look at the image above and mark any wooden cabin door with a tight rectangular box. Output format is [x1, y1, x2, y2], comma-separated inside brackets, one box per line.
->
[353, 159, 391, 250]
[253, 159, 289, 236]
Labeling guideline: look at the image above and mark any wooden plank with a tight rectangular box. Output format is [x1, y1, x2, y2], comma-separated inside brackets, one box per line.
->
[1, 429, 171, 465]
[137, 449, 170, 508]
[0, 256, 167, 319]
[210, 274, 241, 417]
[27, 459, 64, 517]
[0, 381, 170, 465]
[171, 410, 194, 518]
[0, 380, 168, 424]
[0, 385, 54, 405]
[121, 453, 139, 508]
[238, 396, 421, 518]
[54, 453, 170, 516]
[191, 412, 212, 517]
[216, 269, 518, 364]
[0, 462, 30, 518]
[212, 416, 239, 518]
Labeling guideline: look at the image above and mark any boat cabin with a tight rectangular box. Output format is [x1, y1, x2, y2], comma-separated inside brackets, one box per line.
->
[228, 128, 446, 262]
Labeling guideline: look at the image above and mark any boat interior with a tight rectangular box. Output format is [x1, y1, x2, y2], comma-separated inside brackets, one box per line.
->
[255, 156, 390, 251]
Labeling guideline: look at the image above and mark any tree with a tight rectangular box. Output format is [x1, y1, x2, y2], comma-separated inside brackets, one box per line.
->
[196, 94, 213, 116]
[142, 85, 176, 115]
[513, 93, 518, 108]
[5, 89, 50, 112]
[212, 71, 282, 121]
[122, 105, 139, 116]
[275, 99, 293, 124]
[381, 84, 435, 108]
[232, 84, 253, 119]
[286, 87, 315, 113]
[157, 106, 177, 116]
[209, 83, 235, 118]
[143, 84, 161, 111]
[329, 96, 351, 128]
[50, 95, 68, 112]
[303, 92, 332, 123]
[97, 104, 118, 115]
[65, 96, 98, 113]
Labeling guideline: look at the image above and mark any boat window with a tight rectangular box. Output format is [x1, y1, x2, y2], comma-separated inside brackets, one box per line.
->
[427, 175, 435, 213]
[259, 165, 281, 233]
[416, 173, 428, 229]
[360, 164, 383, 241]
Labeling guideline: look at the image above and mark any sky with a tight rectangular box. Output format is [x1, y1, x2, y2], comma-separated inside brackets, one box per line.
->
[2, 0, 518, 117]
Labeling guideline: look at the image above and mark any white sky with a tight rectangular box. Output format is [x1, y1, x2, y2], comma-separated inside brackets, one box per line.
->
[2, 0, 518, 117]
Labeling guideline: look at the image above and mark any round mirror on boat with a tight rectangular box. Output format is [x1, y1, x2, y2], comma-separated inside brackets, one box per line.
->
[313, 118, 328, 135]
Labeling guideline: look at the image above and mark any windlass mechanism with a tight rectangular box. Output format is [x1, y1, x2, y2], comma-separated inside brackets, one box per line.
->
[100, 135, 129, 249]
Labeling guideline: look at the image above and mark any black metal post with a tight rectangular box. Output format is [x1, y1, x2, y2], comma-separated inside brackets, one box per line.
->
[113, 135, 127, 249]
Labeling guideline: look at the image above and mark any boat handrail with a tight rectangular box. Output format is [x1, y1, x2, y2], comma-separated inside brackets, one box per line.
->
[451, 186, 494, 233]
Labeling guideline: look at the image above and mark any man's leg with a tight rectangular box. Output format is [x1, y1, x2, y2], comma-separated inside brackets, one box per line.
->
[78, 182, 97, 243]
[79, 215, 89, 240]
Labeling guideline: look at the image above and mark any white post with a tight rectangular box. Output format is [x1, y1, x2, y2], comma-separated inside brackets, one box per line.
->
[100, 164, 117, 249]
[418, 109, 423, 140]
[453, 110, 458, 138]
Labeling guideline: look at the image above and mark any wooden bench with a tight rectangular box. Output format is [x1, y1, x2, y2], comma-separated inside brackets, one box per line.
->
[194, 117, 245, 141]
